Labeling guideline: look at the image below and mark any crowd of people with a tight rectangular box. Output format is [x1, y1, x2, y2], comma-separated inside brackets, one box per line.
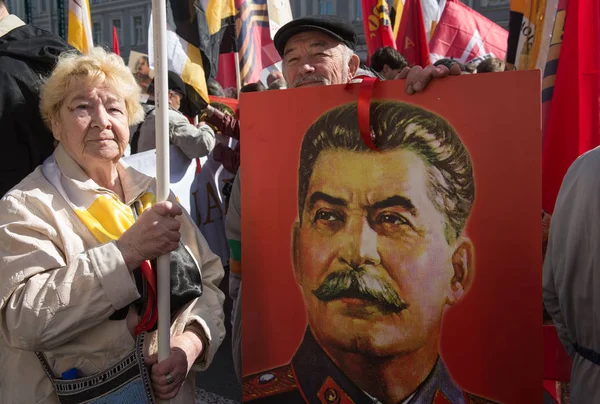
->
[0, 0, 591, 402]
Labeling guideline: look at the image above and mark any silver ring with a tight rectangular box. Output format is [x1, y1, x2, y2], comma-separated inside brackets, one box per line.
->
[165, 372, 174, 385]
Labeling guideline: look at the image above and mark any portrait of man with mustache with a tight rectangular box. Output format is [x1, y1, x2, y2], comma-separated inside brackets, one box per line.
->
[243, 100, 497, 404]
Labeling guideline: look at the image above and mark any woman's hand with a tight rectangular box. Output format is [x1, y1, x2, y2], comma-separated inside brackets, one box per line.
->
[116, 201, 183, 271]
[144, 332, 205, 400]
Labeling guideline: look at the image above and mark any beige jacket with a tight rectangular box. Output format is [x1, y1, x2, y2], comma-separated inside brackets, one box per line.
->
[0, 145, 225, 403]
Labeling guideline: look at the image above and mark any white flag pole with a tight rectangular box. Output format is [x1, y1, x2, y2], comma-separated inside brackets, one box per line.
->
[151, 0, 171, 401]
[234, 51, 242, 93]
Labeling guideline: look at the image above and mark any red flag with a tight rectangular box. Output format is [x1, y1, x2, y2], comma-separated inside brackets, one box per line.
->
[361, 0, 396, 64]
[542, 0, 600, 213]
[217, 53, 237, 89]
[112, 26, 120, 56]
[428, 0, 507, 65]
[395, 0, 430, 66]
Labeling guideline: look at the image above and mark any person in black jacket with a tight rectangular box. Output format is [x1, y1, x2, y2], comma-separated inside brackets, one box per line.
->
[0, 0, 73, 197]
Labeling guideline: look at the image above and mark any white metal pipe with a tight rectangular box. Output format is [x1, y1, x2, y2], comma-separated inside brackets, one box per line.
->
[151, 1, 171, 402]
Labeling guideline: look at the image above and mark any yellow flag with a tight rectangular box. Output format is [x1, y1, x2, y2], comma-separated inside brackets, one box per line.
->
[68, 0, 94, 53]
[393, 0, 405, 39]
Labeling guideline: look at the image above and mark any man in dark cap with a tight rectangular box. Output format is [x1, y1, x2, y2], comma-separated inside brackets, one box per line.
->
[274, 15, 461, 91]
[131, 70, 215, 159]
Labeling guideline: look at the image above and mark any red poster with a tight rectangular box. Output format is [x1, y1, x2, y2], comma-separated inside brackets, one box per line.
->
[241, 72, 542, 403]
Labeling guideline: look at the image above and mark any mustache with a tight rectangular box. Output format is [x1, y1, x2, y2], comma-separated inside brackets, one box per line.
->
[312, 269, 407, 314]
[292, 74, 329, 88]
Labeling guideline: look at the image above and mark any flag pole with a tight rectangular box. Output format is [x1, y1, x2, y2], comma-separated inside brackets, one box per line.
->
[234, 51, 242, 92]
[151, 1, 171, 402]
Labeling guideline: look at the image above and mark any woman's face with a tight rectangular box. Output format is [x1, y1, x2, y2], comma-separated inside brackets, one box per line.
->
[52, 81, 129, 173]
[136, 57, 150, 75]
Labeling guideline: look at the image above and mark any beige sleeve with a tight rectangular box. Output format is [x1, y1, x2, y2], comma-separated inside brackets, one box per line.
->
[167, 193, 226, 370]
[169, 110, 216, 159]
[0, 194, 140, 351]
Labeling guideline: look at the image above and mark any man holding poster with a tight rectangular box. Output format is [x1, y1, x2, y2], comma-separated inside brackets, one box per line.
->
[243, 101, 494, 404]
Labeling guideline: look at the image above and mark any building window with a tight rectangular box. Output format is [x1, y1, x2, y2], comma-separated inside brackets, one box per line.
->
[355, 0, 363, 21]
[319, 0, 333, 15]
[112, 19, 122, 44]
[133, 16, 144, 45]
[40, 0, 47, 13]
[93, 22, 102, 44]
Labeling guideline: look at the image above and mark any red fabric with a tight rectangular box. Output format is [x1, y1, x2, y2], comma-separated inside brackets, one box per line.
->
[357, 77, 380, 151]
[361, 0, 396, 65]
[134, 260, 158, 335]
[542, 0, 600, 213]
[112, 26, 120, 56]
[543, 380, 559, 403]
[428, 0, 508, 64]
[543, 325, 572, 381]
[396, 0, 431, 66]
[217, 53, 237, 90]
[209, 96, 240, 116]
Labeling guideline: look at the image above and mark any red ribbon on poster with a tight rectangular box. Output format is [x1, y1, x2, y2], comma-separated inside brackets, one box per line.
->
[357, 76, 380, 151]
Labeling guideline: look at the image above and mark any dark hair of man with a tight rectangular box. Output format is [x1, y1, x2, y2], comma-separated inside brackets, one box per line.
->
[370, 46, 409, 72]
[297, 100, 475, 241]
[207, 78, 225, 97]
[434, 58, 466, 72]
[476, 57, 506, 73]
[240, 82, 266, 93]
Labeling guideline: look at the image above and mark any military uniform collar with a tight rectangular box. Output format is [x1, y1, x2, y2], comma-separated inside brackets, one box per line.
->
[291, 328, 465, 404]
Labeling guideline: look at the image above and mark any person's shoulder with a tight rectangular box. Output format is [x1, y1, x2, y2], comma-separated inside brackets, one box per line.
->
[1, 22, 69, 48]
[242, 364, 305, 403]
[1, 166, 55, 208]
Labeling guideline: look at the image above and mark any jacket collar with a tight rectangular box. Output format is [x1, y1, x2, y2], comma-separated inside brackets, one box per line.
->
[54, 144, 154, 205]
[0, 14, 25, 38]
[291, 328, 464, 404]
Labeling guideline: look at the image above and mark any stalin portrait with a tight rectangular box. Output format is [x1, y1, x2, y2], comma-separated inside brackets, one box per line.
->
[243, 100, 497, 404]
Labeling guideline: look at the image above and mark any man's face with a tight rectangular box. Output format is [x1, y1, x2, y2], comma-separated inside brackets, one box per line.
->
[168, 90, 182, 111]
[381, 64, 403, 80]
[137, 58, 149, 75]
[282, 31, 358, 88]
[293, 148, 473, 358]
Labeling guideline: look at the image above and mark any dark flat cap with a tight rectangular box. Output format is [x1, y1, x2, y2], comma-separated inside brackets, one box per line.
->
[167, 70, 187, 100]
[274, 16, 358, 57]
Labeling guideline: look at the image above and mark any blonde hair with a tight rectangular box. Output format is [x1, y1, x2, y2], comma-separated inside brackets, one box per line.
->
[40, 47, 144, 129]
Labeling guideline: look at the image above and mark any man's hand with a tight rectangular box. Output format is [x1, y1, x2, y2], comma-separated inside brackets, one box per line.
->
[116, 201, 183, 271]
[394, 64, 462, 95]
[144, 332, 204, 400]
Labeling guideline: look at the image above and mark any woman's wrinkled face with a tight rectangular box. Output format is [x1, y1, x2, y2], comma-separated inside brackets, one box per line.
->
[52, 81, 129, 172]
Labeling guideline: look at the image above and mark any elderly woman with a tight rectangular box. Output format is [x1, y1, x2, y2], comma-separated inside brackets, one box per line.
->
[0, 47, 225, 403]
